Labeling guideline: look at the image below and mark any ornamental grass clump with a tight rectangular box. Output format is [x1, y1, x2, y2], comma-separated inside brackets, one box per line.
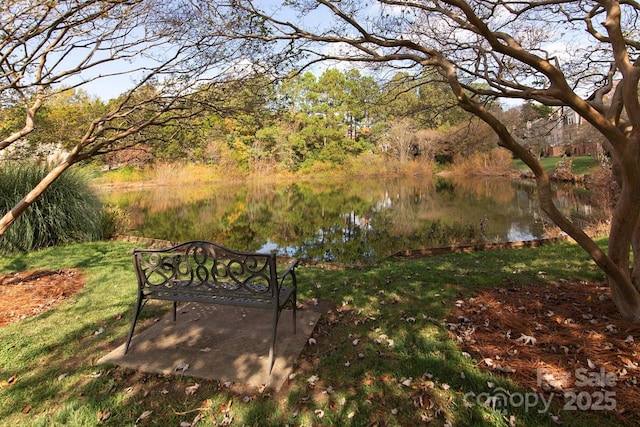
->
[0, 163, 105, 253]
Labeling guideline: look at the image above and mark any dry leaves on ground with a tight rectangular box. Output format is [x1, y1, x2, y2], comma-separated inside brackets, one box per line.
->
[447, 280, 640, 423]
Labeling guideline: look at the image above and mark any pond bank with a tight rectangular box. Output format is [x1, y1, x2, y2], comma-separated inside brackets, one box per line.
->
[114, 234, 569, 266]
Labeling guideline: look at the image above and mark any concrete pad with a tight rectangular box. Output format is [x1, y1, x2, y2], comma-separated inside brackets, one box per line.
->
[98, 303, 321, 391]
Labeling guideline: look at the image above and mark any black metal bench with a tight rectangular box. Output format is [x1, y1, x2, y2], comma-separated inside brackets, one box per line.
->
[125, 240, 298, 374]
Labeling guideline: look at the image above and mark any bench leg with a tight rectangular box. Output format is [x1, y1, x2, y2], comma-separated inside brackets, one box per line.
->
[292, 291, 297, 335]
[124, 295, 144, 354]
[269, 307, 280, 375]
[173, 301, 177, 321]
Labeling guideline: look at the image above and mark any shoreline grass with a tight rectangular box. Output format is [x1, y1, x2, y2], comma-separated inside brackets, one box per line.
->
[0, 238, 626, 426]
[92, 156, 435, 188]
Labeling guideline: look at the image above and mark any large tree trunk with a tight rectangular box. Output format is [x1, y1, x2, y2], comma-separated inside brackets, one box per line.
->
[542, 177, 640, 322]
[447, 73, 640, 322]
[632, 214, 640, 291]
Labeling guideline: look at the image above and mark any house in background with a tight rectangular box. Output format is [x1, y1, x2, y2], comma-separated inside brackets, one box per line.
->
[523, 107, 604, 158]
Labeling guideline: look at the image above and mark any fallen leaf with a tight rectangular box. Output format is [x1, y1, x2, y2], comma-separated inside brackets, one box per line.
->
[97, 410, 111, 421]
[515, 333, 536, 345]
[0, 375, 17, 388]
[307, 375, 319, 387]
[135, 410, 152, 424]
[175, 363, 190, 373]
[618, 356, 638, 369]
[220, 412, 233, 426]
[374, 334, 388, 343]
[218, 399, 233, 413]
[495, 364, 516, 373]
[379, 374, 393, 383]
[191, 413, 203, 425]
[185, 383, 200, 396]
[21, 405, 32, 414]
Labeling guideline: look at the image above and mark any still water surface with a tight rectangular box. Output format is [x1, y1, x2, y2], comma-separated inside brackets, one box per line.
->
[99, 175, 609, 264]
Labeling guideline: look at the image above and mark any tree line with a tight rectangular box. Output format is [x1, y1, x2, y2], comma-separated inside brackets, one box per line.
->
[2, 68, 526, 172]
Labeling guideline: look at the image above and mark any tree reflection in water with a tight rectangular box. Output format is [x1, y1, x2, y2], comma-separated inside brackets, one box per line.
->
[100, 175, 610, 264]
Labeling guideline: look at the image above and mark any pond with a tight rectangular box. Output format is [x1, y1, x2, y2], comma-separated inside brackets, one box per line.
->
[99, 175, 610, 264]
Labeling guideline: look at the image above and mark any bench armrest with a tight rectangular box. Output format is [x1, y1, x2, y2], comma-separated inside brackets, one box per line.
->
[278, 258, 299, 288]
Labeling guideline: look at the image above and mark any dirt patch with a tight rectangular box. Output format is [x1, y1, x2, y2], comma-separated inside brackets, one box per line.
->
[0, 269, 85, 327]
[447, 281, 640, 423]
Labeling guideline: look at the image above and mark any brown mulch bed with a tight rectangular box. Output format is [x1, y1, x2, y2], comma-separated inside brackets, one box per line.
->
[0, 269, 85, 327]
[447, 281, 640, 423]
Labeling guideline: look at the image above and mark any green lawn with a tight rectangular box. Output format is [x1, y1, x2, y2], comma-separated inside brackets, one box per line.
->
[0, 239, 628, 426]
[513, 156, 601, 175]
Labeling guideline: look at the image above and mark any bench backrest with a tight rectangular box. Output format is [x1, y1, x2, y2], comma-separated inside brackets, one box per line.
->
[132, 240, 279, 300]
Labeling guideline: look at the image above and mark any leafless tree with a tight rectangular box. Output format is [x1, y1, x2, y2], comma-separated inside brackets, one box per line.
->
[184, 0, 640, 320]
[385, 118, 419, 162]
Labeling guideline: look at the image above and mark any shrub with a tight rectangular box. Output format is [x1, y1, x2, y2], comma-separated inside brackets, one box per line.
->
[0, 163, 106, 253]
